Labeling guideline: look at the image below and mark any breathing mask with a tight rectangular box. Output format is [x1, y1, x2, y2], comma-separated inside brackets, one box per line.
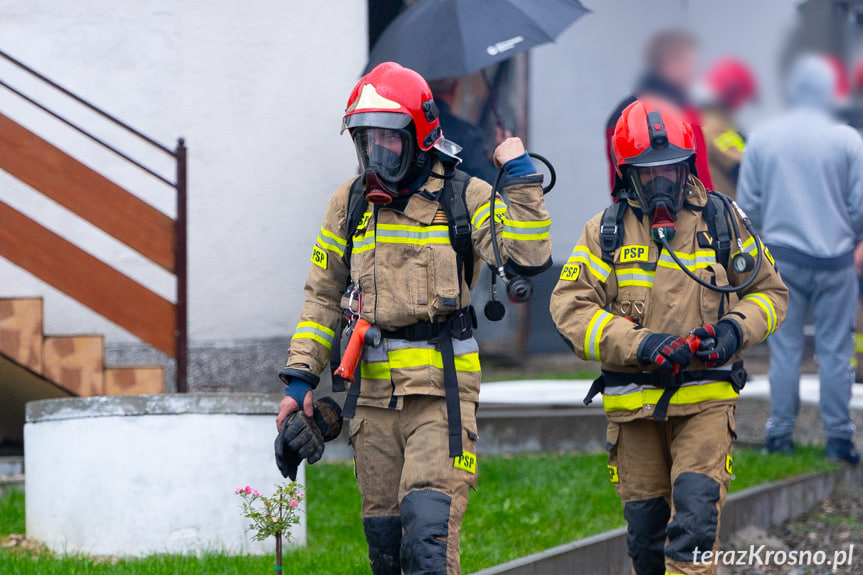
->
[352, 127, 415, 204]
[628, 163, 688, 243]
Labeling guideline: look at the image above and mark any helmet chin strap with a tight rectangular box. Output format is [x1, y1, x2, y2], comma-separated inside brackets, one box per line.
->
[650, 203, 677, 243]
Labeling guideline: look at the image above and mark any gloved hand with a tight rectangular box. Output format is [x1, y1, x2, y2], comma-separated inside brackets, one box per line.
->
[691, 320, 742, 368]
[313, 397, 344, 442]
[637, 332, 695, 372]
[274, 410, 325, 481]
[277, 380, 313, 430]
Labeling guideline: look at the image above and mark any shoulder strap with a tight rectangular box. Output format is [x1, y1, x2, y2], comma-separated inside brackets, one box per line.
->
[598, 201, 627, 263]
[343, 177, 369, 268]
[440, 167, 474, 288]
[704, 191, 732, 269]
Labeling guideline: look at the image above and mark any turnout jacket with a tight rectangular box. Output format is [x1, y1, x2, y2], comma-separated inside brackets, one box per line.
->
[286, 161, 551, 408]
[550, 177, 787, 422]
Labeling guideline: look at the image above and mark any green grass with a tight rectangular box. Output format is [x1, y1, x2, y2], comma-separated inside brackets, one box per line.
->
[484, 368, 601, 382]
[0, 447, 838, 574]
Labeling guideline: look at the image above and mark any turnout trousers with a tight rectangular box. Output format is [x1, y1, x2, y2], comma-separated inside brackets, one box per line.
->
[607, 402, 736, 575]
[349, 395, 479, 575]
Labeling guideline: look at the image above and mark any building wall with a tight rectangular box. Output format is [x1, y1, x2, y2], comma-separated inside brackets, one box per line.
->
[0, 1, 801, 364]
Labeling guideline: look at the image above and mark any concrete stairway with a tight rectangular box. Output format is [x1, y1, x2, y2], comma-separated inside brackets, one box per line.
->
[0, 297, 163, 449]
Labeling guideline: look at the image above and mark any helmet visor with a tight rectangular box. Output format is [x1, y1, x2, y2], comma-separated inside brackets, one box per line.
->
[629, 163, 688, 214]
[352, 128, 413, 183]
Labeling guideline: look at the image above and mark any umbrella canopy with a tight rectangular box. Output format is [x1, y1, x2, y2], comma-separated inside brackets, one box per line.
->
[364, 0, 590, 80]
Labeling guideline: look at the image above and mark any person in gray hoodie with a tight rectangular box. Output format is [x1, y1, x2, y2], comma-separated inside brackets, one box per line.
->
[738, 54, 863, 464]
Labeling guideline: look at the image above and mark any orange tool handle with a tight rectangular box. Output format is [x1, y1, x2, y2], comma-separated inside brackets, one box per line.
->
[671, 335, 702, 375]
[334, 319, 376, 384]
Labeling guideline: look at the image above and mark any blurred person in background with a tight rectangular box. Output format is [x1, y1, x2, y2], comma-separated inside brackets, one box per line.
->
[428, 77, 505, 184]
[698, 59, 758, 200]
[737, 53, 863, 464]
[605, 29, 714, 199]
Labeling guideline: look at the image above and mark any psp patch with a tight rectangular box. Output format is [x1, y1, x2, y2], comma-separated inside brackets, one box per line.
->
[354, 211, 372, 237]
[311, 245, 328, 269]
[560, 263, 581, 281]
[454, 451, 477, 474]
[619, 245, 648, 263]
[697, 231, 714, 248]
[725, 454, 733, 475]
[607, 465, 619, 483]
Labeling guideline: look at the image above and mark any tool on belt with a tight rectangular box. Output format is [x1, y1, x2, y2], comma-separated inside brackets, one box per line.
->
[334, 287, 381, 384]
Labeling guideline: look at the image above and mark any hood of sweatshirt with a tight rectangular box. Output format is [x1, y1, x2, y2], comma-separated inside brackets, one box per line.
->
[786, 54, 837, 111]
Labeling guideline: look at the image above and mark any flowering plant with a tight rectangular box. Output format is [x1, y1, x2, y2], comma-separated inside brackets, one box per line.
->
[235, 482, 304, 543]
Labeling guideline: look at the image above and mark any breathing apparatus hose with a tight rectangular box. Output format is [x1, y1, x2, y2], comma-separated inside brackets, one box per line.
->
[655, 194, 763, 293]
[489, 152, 556, 283]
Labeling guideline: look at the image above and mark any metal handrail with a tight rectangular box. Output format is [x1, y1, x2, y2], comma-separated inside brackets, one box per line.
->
[0, 47, 188, 393]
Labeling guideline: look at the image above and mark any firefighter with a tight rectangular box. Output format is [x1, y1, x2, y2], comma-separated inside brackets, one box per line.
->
[275, 62, 552, 575]
[700, 59, 758, 199]
[551, 98, 787, 575]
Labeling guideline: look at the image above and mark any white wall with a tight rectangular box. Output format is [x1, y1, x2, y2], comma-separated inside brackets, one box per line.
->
[0, 0, 802, 347]
[0, 0, 367, 344]
[530, 0, 800, 263]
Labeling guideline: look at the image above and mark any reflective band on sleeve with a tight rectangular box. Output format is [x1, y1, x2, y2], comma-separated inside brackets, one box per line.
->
[614, 267, 655, 288]
[715, 130, 745, 152]
[658, 249, 717, 271]
[568, 246, 611, 282]
[317, 227, 346, 257]
[472, 200, 508, 229]
[501, 218, 551, 241]
[376, 223, 450, 245]
[584, 310, 613, 361]
[292, 321, 336, 350]
[602, 381, 739, 412]
[743, 293, 777, 338]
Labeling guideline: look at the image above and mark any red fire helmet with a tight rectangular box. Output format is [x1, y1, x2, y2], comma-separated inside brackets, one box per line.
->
[612, 97, 696, 177]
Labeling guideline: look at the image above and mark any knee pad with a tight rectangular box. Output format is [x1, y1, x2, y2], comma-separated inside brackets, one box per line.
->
[363, 516, 402, 575]
[623, 497, 670, 575]
[400, 489, 451, 575]
[666, 472, 720, 563]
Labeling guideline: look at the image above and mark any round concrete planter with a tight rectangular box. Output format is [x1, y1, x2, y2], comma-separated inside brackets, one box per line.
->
[24, 394, 305, 557]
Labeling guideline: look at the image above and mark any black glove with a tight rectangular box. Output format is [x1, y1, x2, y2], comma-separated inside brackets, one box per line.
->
[637, 333, 694, 372]
[274, 411, 325, 481]
[691, 320, 742, 368]
[313, 397, 343, 442]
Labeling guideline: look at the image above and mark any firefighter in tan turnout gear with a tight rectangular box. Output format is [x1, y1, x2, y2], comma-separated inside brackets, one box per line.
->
[275, 62, 551, 575]
[550, 98, 787, 575]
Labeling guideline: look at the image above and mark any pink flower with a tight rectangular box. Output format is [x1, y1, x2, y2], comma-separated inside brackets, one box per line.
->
[296, 493, 304, 500]
[271, 516, 279, 522]
[234, 487, 241, 494]
[244, 486, 252, 494]
[289, 499, 299, 508]
[252, 490, 260, 497]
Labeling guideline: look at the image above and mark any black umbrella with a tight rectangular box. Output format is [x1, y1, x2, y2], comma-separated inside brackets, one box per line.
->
[364, 0, 590, 80]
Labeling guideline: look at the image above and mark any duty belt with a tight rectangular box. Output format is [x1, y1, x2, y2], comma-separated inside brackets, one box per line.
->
[342, 306, 477, 458]
[583, 361, 747, 421]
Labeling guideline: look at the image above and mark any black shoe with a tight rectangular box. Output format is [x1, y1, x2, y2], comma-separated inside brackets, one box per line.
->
[763, 435, 795, 455]
[825, 438, 860, 465]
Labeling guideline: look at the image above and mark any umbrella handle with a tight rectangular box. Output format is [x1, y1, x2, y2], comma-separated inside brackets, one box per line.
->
[481, 69, 506, 133]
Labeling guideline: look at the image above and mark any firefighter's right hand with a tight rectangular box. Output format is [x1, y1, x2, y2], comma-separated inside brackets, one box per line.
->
[637, 333, 694, 372]
[277, 384, 314, 430]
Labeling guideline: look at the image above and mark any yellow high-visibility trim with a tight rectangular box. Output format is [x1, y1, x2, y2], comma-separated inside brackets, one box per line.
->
[501, 217, 551, 240]
[352, 230, 376, 254]
[360, 350, 481, 380]
[292, 321, 335, 350]
[472, 200, 507, 228]
[602, 381, 739, 412]
[502, 218, 550, 229]
[377, 223, 449, 233]
[296, 321, 335, 336]
[568, 246, 611, 282]
[744, 293, 777, 338]
[375, 223, 451, 245]
[361, 362, 391, 380]
[657, 249, 716, 271]
[715, 130, 745, 152]
[614, 267, 655, 288]
[502, 230, 550, 240]
[584, 310, 613, 361]
[320, 227, 347, 246]
[291, 332, 332, 348]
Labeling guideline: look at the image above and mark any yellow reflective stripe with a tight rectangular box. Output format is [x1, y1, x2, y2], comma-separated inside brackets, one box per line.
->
[732, 236, 758, 258]
[657, 249, 716, 271]
[376, 223, 450, 245]
[292, 321, 335, 350]
[352, 230, 376, 253]
[502, 217, 550, 240]
[316, 229, 346, 257]
[360, 350, 481, 380]
[568, 246, 611, 282]
[320, 227, 347, 247]
[856, 333, 863, 353]
[361, 361, 391, 380]
[614, 267, 655, 288]
[472, 200, 507, 228]
[602, 381, 739, 412]
[744, 293, 777, 338]
[584, 310, 613, 361]
[715, 130, 745, 152]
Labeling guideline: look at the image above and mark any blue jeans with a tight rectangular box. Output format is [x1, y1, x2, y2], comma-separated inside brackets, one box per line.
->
[766, 261, 858, 440]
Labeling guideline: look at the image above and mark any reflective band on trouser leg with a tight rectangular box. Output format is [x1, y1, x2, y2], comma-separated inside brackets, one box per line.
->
[439, 324, 463, 458]
[292, 321, 335, 350]
[743, 293, 777, 339]
[584, 310, 613, 361]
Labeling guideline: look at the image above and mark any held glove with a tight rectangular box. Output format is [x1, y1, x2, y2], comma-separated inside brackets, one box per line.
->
[274, 398, 344, 481]
[691, 320, 742, 368]
[637, 333, 694, 372]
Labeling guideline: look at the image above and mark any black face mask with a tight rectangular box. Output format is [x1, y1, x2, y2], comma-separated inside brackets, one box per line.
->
[640, 176, 679, 214]
[630, 169, 687, 244]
